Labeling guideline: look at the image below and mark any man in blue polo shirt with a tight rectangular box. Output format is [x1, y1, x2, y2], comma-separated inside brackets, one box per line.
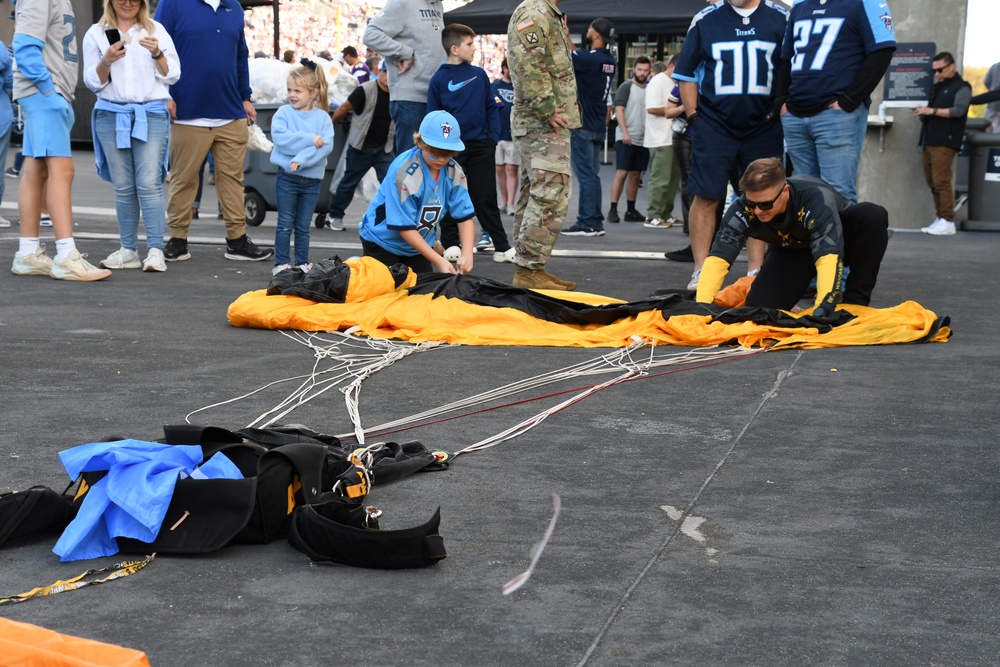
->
[155, 0, 272, 263]
[673, 0, 788, 289]
[777, 0, 896, 204]
[563, 18, 616, 237]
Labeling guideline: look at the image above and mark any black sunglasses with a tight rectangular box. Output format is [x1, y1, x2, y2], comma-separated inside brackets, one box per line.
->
[933, 65, 951, 73]
[745, 187, 784, 211]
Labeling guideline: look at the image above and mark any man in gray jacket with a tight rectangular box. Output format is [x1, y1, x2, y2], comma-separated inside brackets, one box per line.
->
[362, 0, 443, 155]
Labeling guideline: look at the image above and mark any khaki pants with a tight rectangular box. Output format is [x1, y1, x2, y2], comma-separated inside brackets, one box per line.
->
[167, 120, 248, 240]
[921, 145, 957, 222]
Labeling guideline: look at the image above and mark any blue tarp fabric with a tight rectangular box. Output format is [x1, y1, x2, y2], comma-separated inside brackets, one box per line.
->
[53, 440, 243, 562]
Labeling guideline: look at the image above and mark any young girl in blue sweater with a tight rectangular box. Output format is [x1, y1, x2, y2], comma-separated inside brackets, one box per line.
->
[269, 60, 334, 274]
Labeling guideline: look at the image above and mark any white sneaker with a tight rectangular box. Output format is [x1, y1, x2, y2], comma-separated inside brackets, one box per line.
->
[687, 268, 701, 290]
[100, 246, 142, 269]
[325, 214, 344, 231]
[506, 204, 517, 216]
[0, 215, 10, 228]
[493, 248, 516, 263]
[272, 263, 291, 275]
[921, 218, 956, 236]
[11, 245, 53, 276]
[443, 245, 461, 262]
[39, 214, 52, 227]
[297, 263, 314, 273]
[50, 249, 112, 281]
[142, 248, 167, 272]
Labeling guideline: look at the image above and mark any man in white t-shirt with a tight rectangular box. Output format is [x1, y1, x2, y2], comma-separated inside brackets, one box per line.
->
[643, 57, 684, 229]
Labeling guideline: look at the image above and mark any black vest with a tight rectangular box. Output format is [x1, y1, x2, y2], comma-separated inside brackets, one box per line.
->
[920, 74, 971, 150]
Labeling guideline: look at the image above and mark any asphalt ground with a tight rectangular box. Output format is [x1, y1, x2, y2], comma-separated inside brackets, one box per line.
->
[1, 149, 999, 666]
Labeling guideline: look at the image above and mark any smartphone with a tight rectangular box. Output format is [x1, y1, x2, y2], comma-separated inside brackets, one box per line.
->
[105, 28, 121, 44]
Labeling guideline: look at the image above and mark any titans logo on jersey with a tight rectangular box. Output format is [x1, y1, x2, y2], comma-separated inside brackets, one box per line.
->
[359, 147, 476, 257]
[782, 0, 897, 108]
[674, 0, 788, 138]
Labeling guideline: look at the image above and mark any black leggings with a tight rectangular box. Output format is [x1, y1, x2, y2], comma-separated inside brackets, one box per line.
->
[362, 239, 433, 274]
[746, 202, 889, 309]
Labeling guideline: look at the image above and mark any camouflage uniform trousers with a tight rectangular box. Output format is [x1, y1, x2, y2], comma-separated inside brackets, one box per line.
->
[512, 127, 572, 270]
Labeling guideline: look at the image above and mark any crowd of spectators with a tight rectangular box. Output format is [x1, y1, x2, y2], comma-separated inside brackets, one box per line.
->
[244, 0, 507, 80]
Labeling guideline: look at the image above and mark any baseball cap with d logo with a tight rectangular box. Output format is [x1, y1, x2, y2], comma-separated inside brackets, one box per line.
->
[419, 110, 465, 152]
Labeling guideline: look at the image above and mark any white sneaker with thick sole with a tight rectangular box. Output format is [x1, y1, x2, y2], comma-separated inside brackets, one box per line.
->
[921, 218, 956, 235]
[50, 250, 112, 281]
[687, 268, 701, 290]
[143, 248, 167, 272]
[493, 248, 516, 263]
[101, 247, 142, 269]
[11, 245, 53, 276]
[0, 215, 11, 228]
[443, 246, 462, 262]
[39, 214, 52, 227]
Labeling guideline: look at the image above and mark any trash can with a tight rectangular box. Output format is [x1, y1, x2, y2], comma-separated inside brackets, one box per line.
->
[963, 130, 1000, 231]
[242, 104, 349, 227]
[955, 118, 988, 199]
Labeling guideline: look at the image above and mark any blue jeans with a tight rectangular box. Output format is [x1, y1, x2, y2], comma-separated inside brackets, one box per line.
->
[94, 109, 170, 250]
[328, 144, 394, 218]
[389, 101, 426, 155]
[571, 128, 604, 230]
[275, 169, 320, 266]
[781, 106, 867, 203]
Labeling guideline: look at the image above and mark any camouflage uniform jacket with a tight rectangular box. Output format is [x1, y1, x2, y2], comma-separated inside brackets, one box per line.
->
[506, 0, 581, 136]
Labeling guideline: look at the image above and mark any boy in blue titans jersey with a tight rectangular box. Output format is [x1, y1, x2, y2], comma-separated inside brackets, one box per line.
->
[359, 111, 477, 275]
[673, 0, 788, 291]
[777, 0, 896, 204]
[427, 24, 514, 263]
[563, 18, 616, 237]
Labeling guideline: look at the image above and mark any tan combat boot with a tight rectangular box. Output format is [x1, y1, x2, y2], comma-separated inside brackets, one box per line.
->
[542, 271, 576, 291]
[512, 266, 573, 291]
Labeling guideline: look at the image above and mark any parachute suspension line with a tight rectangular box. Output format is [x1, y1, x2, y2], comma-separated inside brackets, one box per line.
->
[340, 338, 445, 446]
[343, 343, 761, 443]
[183, 330, 446, 428]
[451, 343, 761, 456]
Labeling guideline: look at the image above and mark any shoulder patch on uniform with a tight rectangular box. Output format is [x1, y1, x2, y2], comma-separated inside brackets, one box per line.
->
[523, 31, 539, 44]
[516, 18, 535, 31]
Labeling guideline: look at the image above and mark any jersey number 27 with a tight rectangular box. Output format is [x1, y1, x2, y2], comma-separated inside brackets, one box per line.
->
[790, 19, 845, 72]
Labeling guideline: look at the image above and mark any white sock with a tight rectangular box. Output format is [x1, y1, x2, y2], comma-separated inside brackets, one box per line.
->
[19, 237, 41, 256]
[55, 238, 77, 260]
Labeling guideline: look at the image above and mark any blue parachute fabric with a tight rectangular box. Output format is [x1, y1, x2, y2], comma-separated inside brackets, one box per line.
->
[53, 440, 243, 562]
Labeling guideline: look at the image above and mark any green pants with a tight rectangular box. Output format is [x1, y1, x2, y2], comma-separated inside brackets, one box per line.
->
[646, 145, 680, 222]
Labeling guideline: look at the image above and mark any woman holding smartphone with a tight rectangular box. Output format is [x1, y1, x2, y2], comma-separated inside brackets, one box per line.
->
[82, 0, 180, 272]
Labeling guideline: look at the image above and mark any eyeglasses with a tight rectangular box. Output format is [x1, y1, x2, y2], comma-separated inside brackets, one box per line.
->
[113, 0, 141, 6]
[745, 187, 785, 211]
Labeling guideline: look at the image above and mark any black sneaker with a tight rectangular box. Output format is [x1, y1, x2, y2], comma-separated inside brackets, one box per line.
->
[163, 237, 191, 262]
[225, 234, 273, 261]
[607, 208, 620, 223]
[561, 224, 599, 237]
[623, 209, 645, 222]
[664, 245, 694, 262]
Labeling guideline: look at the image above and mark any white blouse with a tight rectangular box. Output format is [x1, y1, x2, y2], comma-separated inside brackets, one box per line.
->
[82, 20, 181, 102]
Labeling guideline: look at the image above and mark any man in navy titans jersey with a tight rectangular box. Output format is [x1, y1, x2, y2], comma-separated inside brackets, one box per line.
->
[673, 0, 788, 290]
[777, 0, 896, 204]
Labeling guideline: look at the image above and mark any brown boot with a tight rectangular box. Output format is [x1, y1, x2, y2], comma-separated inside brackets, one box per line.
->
[542, 270, 576, 291]
[512, 267, 573, 291]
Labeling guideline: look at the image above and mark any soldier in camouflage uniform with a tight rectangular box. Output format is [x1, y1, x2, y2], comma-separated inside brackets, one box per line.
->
[507, 0, 581, 291]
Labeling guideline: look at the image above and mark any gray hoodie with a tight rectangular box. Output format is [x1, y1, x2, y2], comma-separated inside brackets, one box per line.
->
[362, 0, 444, 104]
